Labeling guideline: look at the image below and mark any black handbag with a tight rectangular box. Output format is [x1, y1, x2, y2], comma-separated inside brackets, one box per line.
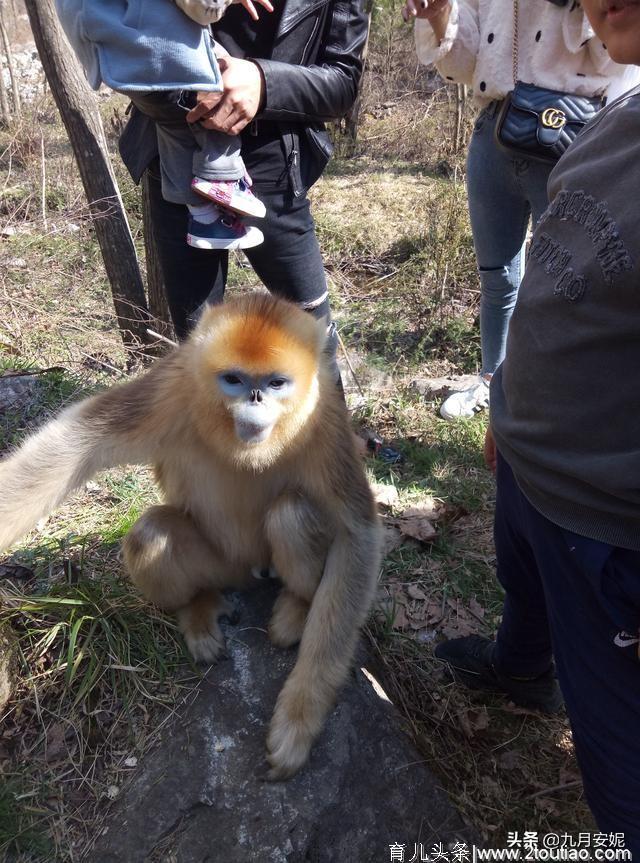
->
[495, 0, 604, 163]
[496, 82, 602, 163]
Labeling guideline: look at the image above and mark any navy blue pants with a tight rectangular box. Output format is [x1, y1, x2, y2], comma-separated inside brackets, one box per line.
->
[494, 453, 640, 853]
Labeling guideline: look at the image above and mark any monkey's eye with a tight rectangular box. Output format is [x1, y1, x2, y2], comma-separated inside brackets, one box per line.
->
[222, 373, 243, 387]
[268, 377, 289, 390]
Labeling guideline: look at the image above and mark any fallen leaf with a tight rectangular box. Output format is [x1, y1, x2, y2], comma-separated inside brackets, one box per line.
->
[407, 584, 428, 601]
[403, 500, 440, 520]
[45, 723, 68, 763]
[391, 604, 409, 630]
[458, 706, 490, 737]
[468, 597, 486, 620]
[425, 600, 444, 623]
[396, 513, 437, 544]
[0, 563, 34, 581]
[381, 523, 405, 555]
[371, 482, 399, 509]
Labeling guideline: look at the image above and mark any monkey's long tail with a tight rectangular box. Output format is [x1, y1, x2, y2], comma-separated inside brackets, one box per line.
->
[0, 401, 120, 552]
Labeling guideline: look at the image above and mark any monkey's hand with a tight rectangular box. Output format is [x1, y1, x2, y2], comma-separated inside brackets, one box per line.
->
[266, 671, 325, 780]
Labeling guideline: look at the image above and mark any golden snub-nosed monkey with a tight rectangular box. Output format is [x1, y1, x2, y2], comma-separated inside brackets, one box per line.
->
[0, 292, 382, 779]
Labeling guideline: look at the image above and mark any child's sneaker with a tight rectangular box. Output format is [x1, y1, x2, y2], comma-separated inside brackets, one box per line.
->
[187, 212, 264, 250]
[191, 176, 266, 219]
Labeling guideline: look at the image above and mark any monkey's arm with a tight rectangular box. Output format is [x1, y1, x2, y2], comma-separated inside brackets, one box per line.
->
[0, 371, 174, 552]
[266, 511, 381, 778]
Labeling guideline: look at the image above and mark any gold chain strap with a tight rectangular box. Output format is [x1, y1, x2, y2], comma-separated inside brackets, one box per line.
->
[512, 0, 519, 86]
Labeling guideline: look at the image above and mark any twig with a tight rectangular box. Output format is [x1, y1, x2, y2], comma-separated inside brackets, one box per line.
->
[525, 780, 582, 800]
[76, 350, 125, 378]
[40, 130, 47, 231]
[335, 328, 366, 399]
[146, 328, 178, 349]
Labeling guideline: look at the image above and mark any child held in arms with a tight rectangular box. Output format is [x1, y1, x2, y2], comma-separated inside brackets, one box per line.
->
[56, 0, 272, 251]
[433, 0, 640, 851]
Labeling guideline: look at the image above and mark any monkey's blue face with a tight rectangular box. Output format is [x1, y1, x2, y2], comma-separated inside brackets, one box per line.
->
[217, 371, 295, 445]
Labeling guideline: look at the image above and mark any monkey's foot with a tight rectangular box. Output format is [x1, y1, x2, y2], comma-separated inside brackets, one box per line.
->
[177, 592, 232, 664]
[266, 679, 324, 780]
[269, 590, 309, 648]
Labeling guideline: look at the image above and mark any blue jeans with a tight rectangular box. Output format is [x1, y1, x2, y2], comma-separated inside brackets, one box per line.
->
[466, 104, 554, 376]
[494, 453, 640, 852]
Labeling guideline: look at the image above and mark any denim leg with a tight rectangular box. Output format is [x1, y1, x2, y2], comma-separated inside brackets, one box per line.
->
[127, 92, 201, 206]
[466, 110, 553, 375]
[189, 126, 245, 184]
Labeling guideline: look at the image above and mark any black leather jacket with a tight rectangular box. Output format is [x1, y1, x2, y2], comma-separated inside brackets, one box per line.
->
[119, 0, 367, 196]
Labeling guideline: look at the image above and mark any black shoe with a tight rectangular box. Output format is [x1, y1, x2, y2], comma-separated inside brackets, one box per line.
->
[434, 635, 564, 714]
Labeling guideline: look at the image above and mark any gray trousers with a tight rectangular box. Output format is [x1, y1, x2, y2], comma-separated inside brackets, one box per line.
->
[127, 90, 245, 206]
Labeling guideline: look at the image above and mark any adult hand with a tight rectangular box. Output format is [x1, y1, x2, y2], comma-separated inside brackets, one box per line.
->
[484, 425, 497, 475]
[401, 0, 450, 29]
[186, 57, 264, 135]
[234, 0, 273, 22]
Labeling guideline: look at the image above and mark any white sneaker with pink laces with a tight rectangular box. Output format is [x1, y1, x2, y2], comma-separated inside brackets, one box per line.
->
[191, 175, 266, 219]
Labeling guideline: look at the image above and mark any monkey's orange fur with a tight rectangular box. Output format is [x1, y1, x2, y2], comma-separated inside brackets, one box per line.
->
[0, 293, 381, 779]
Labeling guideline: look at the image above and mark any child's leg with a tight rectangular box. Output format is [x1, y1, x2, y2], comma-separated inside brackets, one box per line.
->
[126, 93, 263, 251]
[189, 125, 244, 183]
[126, 92, 204, 207]
[189, 126, 266, 219]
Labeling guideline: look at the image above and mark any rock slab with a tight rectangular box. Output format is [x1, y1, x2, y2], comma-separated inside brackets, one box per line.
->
[90, 585, 477, 863]
[0, 622, 18, 715]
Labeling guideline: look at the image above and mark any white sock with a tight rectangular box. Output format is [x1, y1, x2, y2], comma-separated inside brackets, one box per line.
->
[188, 202, 219, 224]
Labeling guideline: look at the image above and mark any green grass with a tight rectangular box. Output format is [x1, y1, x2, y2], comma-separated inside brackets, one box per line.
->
[0, 566, 193, 861]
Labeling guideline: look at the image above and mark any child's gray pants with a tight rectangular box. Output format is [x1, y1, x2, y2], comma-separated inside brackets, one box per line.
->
[126, 90, 245, 206]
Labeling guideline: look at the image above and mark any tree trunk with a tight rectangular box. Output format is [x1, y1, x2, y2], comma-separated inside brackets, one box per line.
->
[0, 45, 9, 124]
[141, 171, 173, 339]
[24, 0, 152, 347]
[0, 1, 20, 116]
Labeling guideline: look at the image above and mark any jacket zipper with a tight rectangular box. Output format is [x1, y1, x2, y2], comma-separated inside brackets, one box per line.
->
[282, 4, 327, 196]
[286, 132, 301, 196]
[301, 15, 321, 65]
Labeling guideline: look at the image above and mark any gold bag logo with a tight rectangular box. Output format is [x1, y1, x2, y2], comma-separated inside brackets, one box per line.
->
[541, 107, 567, 130]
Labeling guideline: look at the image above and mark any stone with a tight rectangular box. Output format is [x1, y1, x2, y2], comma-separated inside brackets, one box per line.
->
[90, 585, 477, 863]
[410, 374, 479, 400]
[0, 622, 18, 715]
[0, 373, 41, 414]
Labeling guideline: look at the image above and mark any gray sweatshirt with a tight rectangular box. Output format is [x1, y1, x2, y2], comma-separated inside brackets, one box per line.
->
[491, 84, 640, 551]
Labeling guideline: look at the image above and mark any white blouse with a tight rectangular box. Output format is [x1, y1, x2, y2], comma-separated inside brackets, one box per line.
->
[414, 0, 639, 105]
